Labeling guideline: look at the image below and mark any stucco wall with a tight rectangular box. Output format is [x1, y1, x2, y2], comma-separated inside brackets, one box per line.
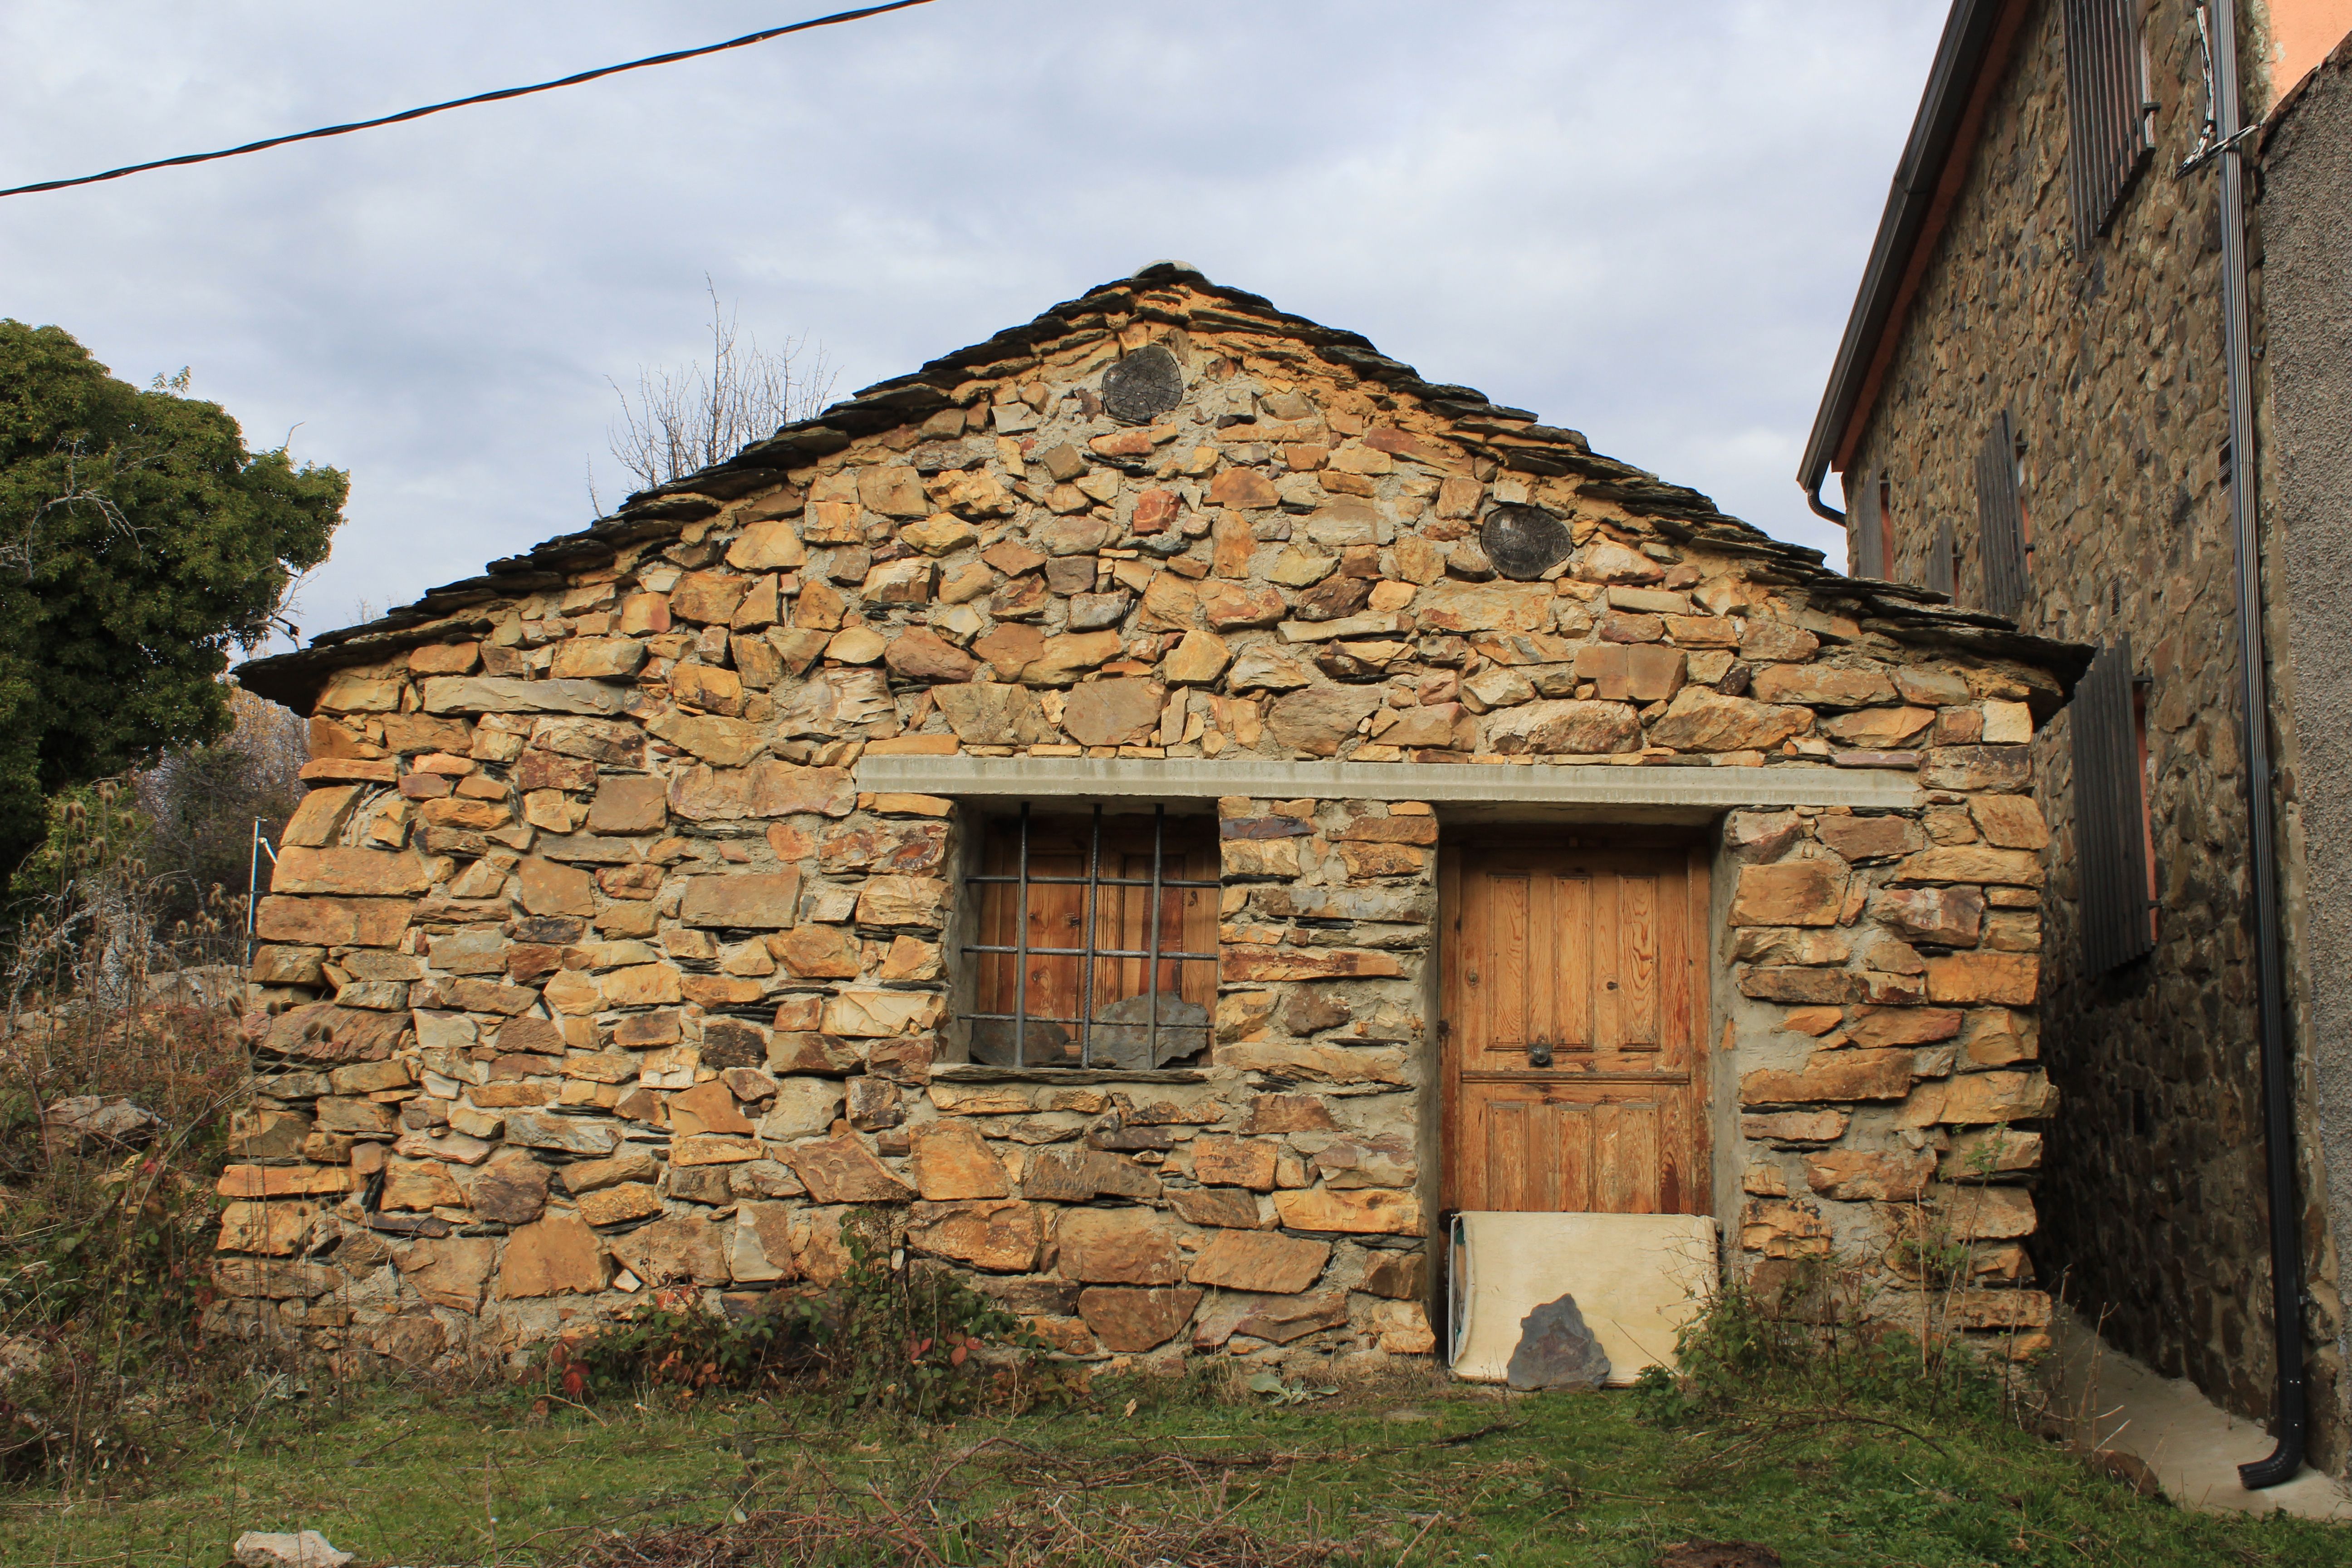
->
[1839, 0, 2347, 1464]
[2266, 36, 2352, 1447]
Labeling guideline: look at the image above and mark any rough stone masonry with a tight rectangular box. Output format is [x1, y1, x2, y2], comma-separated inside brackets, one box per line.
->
[224, 264, 2089, 1376]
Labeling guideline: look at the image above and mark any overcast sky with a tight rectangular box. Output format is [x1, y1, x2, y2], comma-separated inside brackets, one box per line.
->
[0, 1, 1940, 652]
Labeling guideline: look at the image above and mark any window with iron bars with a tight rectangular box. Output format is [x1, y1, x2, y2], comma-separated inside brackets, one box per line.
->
[961, 804, 1217, 1069]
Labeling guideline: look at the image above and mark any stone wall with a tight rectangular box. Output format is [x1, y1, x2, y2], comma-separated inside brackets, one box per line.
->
[1837, 0, 2346, 1459]
[1720, 790, 2059, 1339]
[220, 268, 2080, 1372]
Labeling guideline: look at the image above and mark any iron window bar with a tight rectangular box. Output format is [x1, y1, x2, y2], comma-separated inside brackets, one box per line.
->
[961, 802, 1214, 1068]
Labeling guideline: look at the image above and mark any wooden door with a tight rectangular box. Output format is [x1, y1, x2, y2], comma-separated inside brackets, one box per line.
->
[1441, 842, 1710, 1215]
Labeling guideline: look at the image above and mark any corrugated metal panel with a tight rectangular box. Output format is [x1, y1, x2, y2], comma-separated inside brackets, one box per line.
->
[1974, 413, 2029, 619]
[1926, 519, 1957, 601]
[1851, 468, 1885, 579]
[2073, 637, 2156, 973]
[2063, 0, 2152, 247]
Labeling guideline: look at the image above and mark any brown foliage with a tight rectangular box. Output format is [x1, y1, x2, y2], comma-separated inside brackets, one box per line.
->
[0, 940, 252, 1483]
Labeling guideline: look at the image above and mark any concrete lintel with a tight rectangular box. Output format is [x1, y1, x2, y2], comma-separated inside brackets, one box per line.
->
[854, 755, 1922, 810]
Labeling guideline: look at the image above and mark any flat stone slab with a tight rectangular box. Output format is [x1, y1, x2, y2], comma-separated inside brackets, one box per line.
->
[1505, 1292, 1612, 1391]
[232, 1532, 351, 1568]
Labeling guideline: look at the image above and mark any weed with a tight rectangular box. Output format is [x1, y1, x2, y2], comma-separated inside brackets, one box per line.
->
[555, 1211, 1063, 1421]
[1247, 1371, 1338, 1406]
[0, 776, 271, 1488]
[823, 1211, 1045, 1417]
[0, 989, 256, 1484]
[1637, 1259, 2013, 1441]
[553, 1290, 825, 1402]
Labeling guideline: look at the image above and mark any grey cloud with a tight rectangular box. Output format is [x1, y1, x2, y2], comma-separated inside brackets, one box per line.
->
[0, 0, 1943, 647]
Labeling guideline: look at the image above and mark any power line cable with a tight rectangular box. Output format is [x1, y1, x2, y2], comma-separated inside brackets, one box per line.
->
[0, 0, 937, 201]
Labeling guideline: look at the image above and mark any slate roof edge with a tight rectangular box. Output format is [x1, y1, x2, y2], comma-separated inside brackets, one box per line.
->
[1797, 0, 2021, 501]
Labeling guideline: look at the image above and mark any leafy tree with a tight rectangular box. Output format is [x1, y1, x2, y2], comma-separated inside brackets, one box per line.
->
[0, 320, 345, 881]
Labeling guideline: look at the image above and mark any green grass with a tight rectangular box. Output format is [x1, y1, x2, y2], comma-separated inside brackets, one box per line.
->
[4, 1372, 2346, 1567]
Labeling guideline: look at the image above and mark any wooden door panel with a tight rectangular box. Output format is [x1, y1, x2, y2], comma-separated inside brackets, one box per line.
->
[1458, 857, 1690, 1072]
[1444, 843, 1709, 1218]
[1608, 873, 1661, 1052]
[1486, 872, 1531, 1051]
[1473, 1096, 1591, 1213]
[1593, 1099, 1662, 1215]
[1461, 1083, 1692, 1215]
[1548, 872, 1593, 1051]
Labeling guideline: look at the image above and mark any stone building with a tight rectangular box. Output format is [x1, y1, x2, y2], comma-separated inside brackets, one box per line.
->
[1800, 0, 2352, 1475]
[223, 263, 2085, 1376]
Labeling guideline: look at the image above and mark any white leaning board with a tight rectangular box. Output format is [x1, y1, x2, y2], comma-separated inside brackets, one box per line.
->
[1448, 1212, 1720, 1387]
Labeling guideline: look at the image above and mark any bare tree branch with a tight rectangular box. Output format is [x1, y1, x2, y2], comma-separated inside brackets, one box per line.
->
[601, 280, 837, 500]
[261, 564, 317, 651]
[3, 438, 159, 581]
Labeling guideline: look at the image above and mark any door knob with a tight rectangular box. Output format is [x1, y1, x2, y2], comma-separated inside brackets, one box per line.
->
[1527, 1041, 1554, 1068]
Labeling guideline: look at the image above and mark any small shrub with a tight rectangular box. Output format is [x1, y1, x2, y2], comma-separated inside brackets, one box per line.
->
[553, 1290, 823, 1401]
[1629, 1361, 1694, 1426]
[1676, 1276, 1815, 1389]
[1638, 1258, 2011, 1430]
[554, 1213, 1050, 1420]
[0, 780, 264, 1487]
[825, 1213, 1044, 1417]
[0, 715, 323, 1490]
[0, 995, 249, 1484]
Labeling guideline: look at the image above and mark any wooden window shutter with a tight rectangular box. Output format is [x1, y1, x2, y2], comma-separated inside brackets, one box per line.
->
[1850, 469, 1885, 579]
[1974, 413, 2029, 618]
[2073, 637, 2156, 973]
[1926, 519, 1957, 601]
[2063, 0, 2155, 247]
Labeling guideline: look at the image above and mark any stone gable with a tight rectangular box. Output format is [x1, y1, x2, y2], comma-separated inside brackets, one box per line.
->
[225, 265, 2086, 1373]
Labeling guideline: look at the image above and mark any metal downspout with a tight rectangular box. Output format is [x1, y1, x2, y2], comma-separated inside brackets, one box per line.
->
[2204, 0, 2307, 1491]
[1806, 484, 1847, 527]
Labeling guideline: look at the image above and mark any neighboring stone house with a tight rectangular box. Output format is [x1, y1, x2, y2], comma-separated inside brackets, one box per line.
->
[1800, 0, 2352, 1474]
[223, 263, 2084, 1376]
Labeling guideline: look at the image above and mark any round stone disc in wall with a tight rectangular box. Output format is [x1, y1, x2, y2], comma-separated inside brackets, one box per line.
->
[1101, 344, 1185, 425]
[1480, 505, 1573, 581]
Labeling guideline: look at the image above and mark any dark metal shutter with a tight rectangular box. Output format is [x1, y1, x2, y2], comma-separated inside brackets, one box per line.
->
[1850, 469, 1884, 579]
[2063, 0, 2153, 247]
[2073, 637, 2155, 973]
[1926, 519, 1956, 601]
[1975, 413, 2029, 619]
